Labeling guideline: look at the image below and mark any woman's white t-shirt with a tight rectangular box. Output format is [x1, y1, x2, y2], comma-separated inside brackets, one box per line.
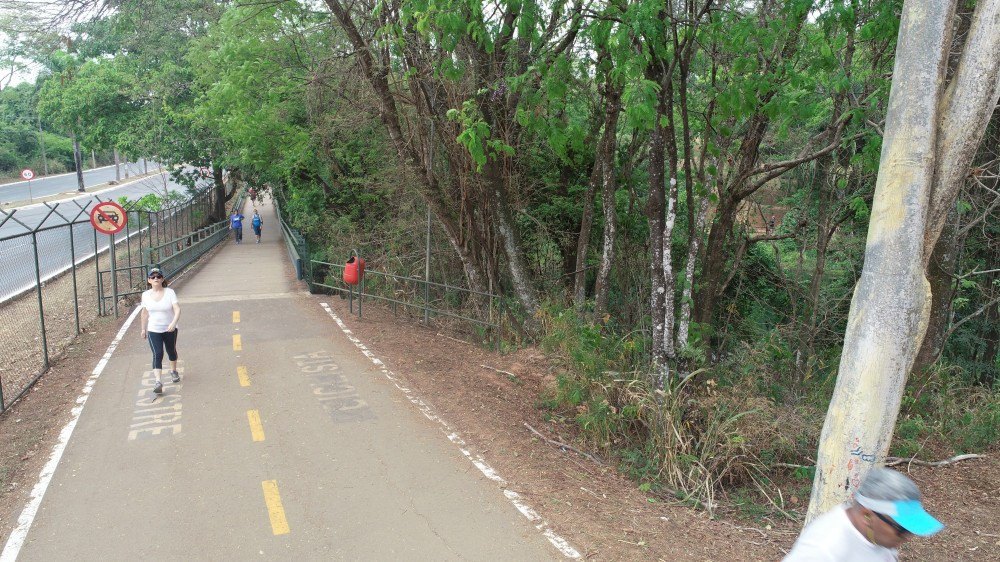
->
[783, 504, 898, 561]
[142, 288, 178, 333]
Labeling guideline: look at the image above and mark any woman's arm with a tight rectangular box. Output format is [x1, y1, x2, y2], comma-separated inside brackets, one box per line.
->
[167, 302, 181, 332]
[140, 308, 149, 339]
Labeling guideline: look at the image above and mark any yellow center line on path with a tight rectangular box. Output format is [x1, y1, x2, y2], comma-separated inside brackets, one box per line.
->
[247, 410, 266, 442]
[233, 334, 242, 351]
[233, 311, 241, 323]
[237, 366, 251, 387]
[261, 480, 290, 535]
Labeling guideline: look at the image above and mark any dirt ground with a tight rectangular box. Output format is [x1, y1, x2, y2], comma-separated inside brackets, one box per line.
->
[1, 286, 997, 560]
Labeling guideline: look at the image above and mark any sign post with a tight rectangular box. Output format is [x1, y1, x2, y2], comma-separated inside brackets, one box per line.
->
[90, 201, 129, 318]
[21, 169, 34, 202]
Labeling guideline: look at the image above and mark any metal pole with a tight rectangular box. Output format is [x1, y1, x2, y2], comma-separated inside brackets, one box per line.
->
[424, 206, 431, 325]
[349, 284, 353, 314]
[124, 215, 133, 290]
[32, 232, 50, 370]
[110, 232, 120, 318]
[358, 276, 363, 319]
[70, 222, 80, 335]
[94, 226, 102, 315]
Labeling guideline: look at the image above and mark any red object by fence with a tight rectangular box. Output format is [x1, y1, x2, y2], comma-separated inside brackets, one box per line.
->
[343, 255, 365, 285]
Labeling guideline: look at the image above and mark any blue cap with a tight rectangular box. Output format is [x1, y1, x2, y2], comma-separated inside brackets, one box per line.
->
[856, 468, 944, 536]
[892, 500, 944, 536]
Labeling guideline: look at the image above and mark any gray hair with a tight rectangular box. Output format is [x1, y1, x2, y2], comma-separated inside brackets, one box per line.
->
[857, 468, 921, 502]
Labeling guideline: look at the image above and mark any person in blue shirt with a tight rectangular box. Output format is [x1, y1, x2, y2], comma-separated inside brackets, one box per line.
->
[230, 211, 245, 244]
[251, 209, 263, 244]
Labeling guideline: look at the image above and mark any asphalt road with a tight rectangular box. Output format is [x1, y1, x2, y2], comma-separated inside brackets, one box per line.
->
[9, 199, 559, 560]
[0, 170, 210, 303]
[0, 160, 160, 205]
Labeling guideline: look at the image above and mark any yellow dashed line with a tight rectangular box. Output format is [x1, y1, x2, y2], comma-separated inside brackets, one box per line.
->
[233, 334, 242, 350]
[233, 311, 241, 323]
[261, 480, 290, 535]
[247, 410, 266, 442]
[237, 366, 251, 387]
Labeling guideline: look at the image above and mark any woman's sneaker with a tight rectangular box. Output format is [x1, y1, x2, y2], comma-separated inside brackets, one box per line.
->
[153, 381, 164, 395]
[170, 370, 181, 383]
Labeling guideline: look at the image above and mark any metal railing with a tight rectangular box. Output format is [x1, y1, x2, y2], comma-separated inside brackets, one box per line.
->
[309, 260, 505, 350]
[274, 198, 307, 280]
[0, 184, 239, 414]
[272, 194, 507, 349]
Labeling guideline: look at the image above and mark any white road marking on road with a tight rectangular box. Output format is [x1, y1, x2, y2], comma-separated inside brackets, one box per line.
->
[319, 303, 581, 559]
[1, 305, 142, 562]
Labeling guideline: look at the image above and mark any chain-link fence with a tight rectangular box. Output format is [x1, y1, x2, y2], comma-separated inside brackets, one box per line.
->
[0, 186, 243, 413]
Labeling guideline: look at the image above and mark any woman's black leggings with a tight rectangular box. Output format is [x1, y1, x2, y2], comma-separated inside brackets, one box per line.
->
[148, 329, 179, 369]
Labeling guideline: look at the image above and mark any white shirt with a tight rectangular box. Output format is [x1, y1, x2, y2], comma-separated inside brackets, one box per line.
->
[784, 504, 898, 561]
[142, 288, 178, 333]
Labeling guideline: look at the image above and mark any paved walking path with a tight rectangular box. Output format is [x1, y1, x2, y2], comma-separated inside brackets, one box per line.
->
[12, 197, 557, 560]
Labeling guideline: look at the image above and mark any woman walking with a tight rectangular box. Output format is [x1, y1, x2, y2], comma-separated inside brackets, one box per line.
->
[140, 267, 181, 395]
[251, 209, 263, 243]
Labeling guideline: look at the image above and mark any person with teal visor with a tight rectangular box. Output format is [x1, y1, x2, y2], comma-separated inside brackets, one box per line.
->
[784, 467, 943, 560]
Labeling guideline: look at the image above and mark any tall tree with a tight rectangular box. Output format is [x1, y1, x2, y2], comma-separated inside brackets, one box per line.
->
[808, 0, 1000, 520]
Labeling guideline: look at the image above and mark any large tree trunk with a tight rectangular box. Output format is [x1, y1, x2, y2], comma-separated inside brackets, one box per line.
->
[648, 99, 667, 376]
[114, 148, 121, 182]
[592, 89, 622, 322]
[677, 195, 708, 350]
[807, 0, 955, 520]
[573, 150, 601, 307]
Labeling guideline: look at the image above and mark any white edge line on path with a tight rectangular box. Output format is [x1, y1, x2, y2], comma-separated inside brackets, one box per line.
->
[319, 302, 581, 559]
[0, 305, 142, 562]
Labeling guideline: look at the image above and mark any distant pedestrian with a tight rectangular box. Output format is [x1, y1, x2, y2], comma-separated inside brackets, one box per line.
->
[230, 210, 245, 244]
[140, 267, 181, 396]
[251, 209, 263, 244]
[784, 467, 943, 561]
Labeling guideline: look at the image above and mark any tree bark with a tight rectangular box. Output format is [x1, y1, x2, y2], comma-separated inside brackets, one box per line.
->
[912, 209, 960, 375]
[923, 0, 1000, 263]
[114, 148, 121, 182]
[573, 153, 601, 307]
[648, 98, 667, 375]
[677, 195, 708, 350]
[592, 88, 622, 322]
[807, 0, 955, 521]
[72, 133, 84, 192]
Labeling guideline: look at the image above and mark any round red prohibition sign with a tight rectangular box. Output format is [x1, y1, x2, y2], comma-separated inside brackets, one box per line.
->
[90, 201, 128, 235]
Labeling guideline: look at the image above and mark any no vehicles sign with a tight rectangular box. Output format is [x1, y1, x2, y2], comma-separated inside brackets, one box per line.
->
[21, 169, 34, 180]
[90, 201, 128, 235]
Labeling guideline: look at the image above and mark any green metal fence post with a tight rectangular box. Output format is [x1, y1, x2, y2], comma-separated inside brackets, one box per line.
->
[69, 222, 81, 335]
[110, 231, 120, 319]
[31, 232, 50, 370]
[94, 226, 103, 316]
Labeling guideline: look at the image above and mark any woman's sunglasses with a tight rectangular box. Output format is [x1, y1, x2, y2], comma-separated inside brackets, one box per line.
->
[874, 512, 911, 536]
[148, 274, 164, 280]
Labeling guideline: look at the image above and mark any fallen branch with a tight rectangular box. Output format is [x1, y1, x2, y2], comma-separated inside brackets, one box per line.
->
[524, 422, 603, 465]
[884, 453, 982, 468]
[436, 332, 472, 345]
[480, 364, 519, 380]
[772, 453, 983, 471]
